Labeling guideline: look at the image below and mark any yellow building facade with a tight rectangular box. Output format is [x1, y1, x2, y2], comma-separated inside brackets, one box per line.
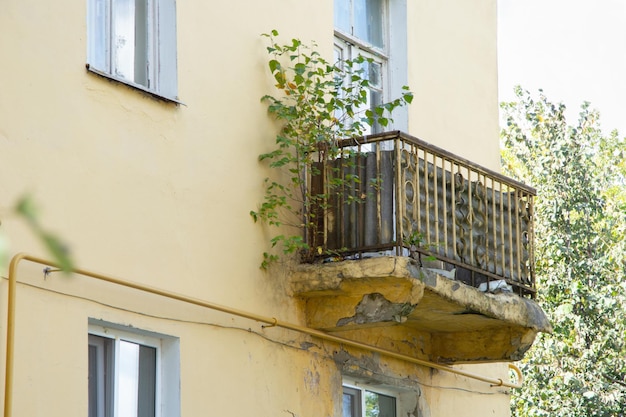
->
[0, 1, 549, 417]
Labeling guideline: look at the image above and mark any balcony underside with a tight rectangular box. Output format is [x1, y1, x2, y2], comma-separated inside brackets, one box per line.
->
[292, 256, 551, 363]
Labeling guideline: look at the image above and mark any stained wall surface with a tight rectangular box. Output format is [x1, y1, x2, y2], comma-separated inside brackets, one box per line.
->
[0, 1, 512, 417]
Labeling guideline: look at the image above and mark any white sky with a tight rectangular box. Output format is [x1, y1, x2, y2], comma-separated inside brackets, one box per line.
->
[498, 0, 626, 134]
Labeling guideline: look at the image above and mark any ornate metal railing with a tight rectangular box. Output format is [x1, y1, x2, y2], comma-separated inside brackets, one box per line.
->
[310, 131, 536, 298]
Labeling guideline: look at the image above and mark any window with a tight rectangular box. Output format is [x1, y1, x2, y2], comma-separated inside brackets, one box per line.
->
[334, 0, 408, 134]
[334, 0, 387, 134]
[88, 320, 180, 417]
[334, 0, 385, 48]
[86, 0, 178, 100]
[343, 383, 397, 417]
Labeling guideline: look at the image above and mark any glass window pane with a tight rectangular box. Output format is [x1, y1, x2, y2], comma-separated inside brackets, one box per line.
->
[369, 89, 382, 111]
[353, 58, 382, 134]
[334, 0, 352, 34]
[377, 394, 396, 417]
[117, 340, 157, 417]
[88, 345, 98, 417]
[154, 0, 178, 96]
[87, 0, 110, 71]
[365, 391, 396, 417]
[112, 0, 136, 81]
[137, 345, 157, 417]
[119, 340, 140, 417]
[88, 0, 176, 95]
[343, 387, 361, 417]
[353, 0, 384, 48]
[133, 0, 149, 87]
[364, 60, 381, 88]
[334, 44, 344, 65]
[89, 324, 175, 417]
[88, 335, 114, 417]
[343, 393, 354, 417]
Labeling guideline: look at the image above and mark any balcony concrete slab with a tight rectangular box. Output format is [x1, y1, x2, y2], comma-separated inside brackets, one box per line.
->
[292, 256, 551, 363]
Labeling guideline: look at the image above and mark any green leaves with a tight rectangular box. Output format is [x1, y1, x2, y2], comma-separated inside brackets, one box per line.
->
[502, 88, 626, 416]
[268, 59, 281, 73]
[14, 195, 73, 273]
[252, 30, 412, 269]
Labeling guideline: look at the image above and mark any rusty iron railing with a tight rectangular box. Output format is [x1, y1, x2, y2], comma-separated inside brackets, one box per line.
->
[310, 131, 536, 298]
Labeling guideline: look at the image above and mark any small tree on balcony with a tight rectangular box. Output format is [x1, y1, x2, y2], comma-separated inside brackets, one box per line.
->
[251, 30, 412, 269]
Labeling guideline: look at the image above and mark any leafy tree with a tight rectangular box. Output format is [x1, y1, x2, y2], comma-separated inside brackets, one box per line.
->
[501, 87, 626, 416]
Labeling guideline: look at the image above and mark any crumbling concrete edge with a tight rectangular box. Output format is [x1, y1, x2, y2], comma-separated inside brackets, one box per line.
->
[291, 256, 552, 334]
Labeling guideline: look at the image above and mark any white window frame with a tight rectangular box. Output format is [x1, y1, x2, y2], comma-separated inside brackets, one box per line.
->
[334, 0, 408, 133]
[86, 0, 179, 102]
[335, 0, 389, 135]
[343, 379, 399, 417]
[334, 35, 388, 135]
[88, 319, 180, 417]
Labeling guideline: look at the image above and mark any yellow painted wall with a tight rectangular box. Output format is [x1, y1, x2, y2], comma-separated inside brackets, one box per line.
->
[0, 0, 511, 416]
[408, 0, 501, 170]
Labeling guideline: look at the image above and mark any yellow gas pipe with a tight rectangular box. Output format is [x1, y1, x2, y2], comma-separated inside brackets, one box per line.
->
[3, 253, 523, 417]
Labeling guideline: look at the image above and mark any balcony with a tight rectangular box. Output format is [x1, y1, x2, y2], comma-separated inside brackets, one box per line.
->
[293, 131, 550, 363]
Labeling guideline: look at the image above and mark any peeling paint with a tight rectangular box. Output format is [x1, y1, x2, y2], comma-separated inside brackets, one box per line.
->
[300, 341, 317, 351]
[304, 368, 321, 395]
[332, 348, 382, 377]
[336, 293, 416, 327]
[294, 256, 550, 362]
